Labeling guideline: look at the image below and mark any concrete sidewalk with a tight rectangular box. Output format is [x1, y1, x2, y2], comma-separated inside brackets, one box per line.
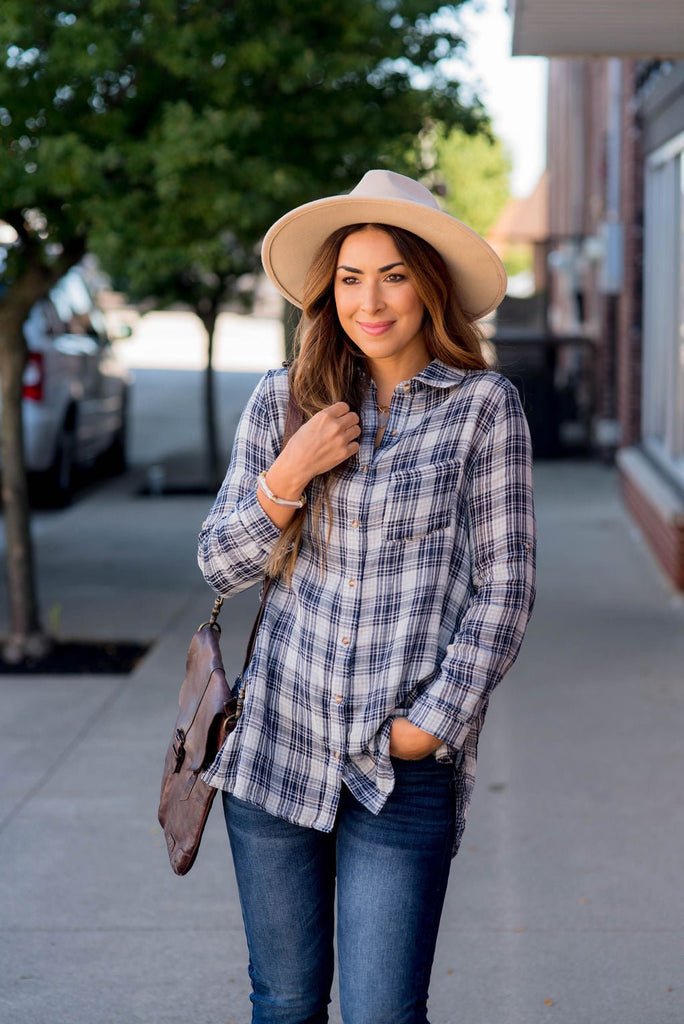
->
[1, 446, 683, 1021]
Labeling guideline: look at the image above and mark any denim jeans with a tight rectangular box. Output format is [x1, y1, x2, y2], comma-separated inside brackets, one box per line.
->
[222, 755, 457, 1024]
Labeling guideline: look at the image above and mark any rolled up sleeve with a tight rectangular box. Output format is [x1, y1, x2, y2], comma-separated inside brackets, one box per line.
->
[407, 382, 536, 748]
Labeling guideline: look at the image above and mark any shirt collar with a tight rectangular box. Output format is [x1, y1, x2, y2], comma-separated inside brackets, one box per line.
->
[360, 359, 469, 399]
[413, 359, 469, 390]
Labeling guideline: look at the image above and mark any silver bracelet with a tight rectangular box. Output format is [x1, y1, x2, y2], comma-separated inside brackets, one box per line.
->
[257, 471, 307, 509]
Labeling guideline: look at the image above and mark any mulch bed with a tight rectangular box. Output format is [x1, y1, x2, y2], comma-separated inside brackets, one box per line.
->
[0, 641, 150, 675]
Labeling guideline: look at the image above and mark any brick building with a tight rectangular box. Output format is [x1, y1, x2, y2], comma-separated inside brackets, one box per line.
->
[510, 1, 684, 588]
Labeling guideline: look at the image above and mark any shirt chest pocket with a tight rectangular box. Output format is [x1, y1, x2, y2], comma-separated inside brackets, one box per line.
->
[382, 458, 462, 541]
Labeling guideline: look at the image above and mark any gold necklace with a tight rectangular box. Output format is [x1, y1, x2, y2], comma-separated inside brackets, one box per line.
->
[376, 403, 390, 429]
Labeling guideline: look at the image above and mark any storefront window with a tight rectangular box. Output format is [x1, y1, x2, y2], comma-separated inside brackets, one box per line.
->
[643, 138, 684, 480]
[679, 157, 684, 458]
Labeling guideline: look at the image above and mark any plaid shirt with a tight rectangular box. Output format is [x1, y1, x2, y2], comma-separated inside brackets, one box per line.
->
[199, 360, 536, 853]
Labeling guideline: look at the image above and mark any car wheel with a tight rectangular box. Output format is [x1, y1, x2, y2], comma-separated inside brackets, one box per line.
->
[37, 421, 76, 507]
[100, 393, 128, 476]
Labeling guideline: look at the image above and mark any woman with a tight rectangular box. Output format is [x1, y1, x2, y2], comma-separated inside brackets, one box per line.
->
[198, 169, 536, 1024]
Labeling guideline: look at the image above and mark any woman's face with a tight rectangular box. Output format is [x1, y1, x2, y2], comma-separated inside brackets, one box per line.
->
[333, 227, 429, 377]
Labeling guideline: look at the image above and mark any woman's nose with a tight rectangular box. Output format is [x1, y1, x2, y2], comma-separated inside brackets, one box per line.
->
[359, 282, 384, 312]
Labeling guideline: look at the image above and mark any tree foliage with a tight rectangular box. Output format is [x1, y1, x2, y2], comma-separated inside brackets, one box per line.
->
[85, 0, 488, 304]
[429, 123, 512, 236]
[0, 0, 488, 654]
[2, 0, 490, 302]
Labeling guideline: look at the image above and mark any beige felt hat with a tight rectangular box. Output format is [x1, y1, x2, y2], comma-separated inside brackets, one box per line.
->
[261, 169, 507, 321]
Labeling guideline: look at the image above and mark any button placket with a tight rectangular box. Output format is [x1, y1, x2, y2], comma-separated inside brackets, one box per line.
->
[331, 454, 371, 771]
[381, 381, 411, 446]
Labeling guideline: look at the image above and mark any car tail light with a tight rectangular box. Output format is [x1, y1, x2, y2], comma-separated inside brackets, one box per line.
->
[22, 352, 44, 401]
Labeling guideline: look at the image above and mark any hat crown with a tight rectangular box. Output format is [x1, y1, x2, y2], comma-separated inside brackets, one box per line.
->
[350, 169, 440, 211]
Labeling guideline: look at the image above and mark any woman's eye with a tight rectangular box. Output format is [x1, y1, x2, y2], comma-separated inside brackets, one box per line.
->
[341, 276, 359, 285]
[386, 273, 406, 283]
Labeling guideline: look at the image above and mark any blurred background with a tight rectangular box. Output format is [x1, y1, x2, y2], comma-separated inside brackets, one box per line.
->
[1, 3, 683, 1023]
[3, 0, 684, 633]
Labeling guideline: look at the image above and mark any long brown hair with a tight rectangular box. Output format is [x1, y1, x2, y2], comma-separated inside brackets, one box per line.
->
[265, 223, 489, 580]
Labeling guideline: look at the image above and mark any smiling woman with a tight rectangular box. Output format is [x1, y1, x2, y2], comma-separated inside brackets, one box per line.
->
[334, 228, 429, 388]
[196, 169, 537, 1024]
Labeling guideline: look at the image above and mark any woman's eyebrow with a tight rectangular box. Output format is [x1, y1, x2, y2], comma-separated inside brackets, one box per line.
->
[336, 261, 405, 274]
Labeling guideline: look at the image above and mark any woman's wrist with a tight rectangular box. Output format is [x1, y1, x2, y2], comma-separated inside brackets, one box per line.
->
[255, 459, 312, 530]
[264, 457, 312, 502]
[257, 472, 306, 508]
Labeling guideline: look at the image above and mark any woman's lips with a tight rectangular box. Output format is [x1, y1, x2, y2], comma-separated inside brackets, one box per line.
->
[357, 320, 394, 336]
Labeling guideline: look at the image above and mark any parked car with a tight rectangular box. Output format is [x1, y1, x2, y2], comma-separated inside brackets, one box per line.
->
[2, 263, 132, 505]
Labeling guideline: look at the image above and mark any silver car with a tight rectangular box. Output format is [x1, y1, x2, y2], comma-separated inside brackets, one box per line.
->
[9, 264, 132, 504]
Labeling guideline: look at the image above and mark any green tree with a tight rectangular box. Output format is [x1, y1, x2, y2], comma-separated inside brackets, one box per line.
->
[0, 0, 487, 659]
[428, 123, 512, 236]
[90, 1, 491, 486]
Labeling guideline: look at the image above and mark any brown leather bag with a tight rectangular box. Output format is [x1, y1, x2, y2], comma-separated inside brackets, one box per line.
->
[158, 382, 301, 875]
[158, 584, 271, 875]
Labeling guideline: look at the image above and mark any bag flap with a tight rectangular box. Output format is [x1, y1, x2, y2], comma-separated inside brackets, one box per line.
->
[173, 624, 234, 767]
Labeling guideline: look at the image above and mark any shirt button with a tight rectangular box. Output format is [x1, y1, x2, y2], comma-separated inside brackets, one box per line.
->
[351, 519, 360, 528]
[333, 694, 343, 704]
[348, 579, 357, 588]
[333, 751, 342, 761]
[390, 430, 398, 437]
[341, 636, 350, 646]
[361, 464, 369, 473]
[402, 383, 411, 393]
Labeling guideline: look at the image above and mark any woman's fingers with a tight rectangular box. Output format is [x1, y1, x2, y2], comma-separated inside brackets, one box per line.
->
[327, 401, 353, 415]
[286, 403, 361, 474]
[318, 402, 360, 433]
[341, 417, 361, 442]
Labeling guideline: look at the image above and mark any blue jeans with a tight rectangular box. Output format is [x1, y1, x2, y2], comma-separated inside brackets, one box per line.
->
[222, 756, 457, 1024]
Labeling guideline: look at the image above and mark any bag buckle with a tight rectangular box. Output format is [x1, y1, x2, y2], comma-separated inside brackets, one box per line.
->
[172, 728, 186, 772]
[235, 678, 246, 721]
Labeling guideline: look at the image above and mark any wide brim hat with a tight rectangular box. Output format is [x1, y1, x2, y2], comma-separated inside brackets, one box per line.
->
[261, 169, 507, 321]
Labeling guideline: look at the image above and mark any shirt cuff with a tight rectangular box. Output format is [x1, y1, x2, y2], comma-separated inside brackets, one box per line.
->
[212, 488, 281, 554]
[406, 692, 472, 751]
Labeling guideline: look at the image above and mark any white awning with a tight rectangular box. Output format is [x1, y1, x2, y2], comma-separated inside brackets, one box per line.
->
[510, 0, 684, 58]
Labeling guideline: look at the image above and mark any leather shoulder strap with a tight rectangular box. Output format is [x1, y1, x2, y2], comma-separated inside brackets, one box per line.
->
[282, 368, 304, 447]
[241, 577, 273, 673]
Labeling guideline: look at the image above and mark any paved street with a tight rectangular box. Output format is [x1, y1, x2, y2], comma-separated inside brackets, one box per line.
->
[0, 313, 683, 1023]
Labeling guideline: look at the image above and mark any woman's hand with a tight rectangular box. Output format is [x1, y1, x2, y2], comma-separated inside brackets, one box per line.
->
[280, 402, 361, 484]
[256, 403, 361, 528]
[389, 717, 443, 760]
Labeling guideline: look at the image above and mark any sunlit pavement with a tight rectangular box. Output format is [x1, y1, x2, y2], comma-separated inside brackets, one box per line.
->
[0, 322, 683, 1023]
[116, 308, 286, 486]
[116, 308, 285, 373]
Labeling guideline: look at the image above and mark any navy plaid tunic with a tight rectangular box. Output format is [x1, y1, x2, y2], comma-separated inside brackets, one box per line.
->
[199, 360, 536, 854]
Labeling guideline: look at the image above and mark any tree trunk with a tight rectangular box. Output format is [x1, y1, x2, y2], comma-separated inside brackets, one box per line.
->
[282, 301, 300, 363]
[198, 301, 221, 493]
[0, 236, 83, 660]
[0, 309, 45, 660]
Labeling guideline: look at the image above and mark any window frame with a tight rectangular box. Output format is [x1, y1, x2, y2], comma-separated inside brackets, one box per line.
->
[642, 131, 684, 483]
